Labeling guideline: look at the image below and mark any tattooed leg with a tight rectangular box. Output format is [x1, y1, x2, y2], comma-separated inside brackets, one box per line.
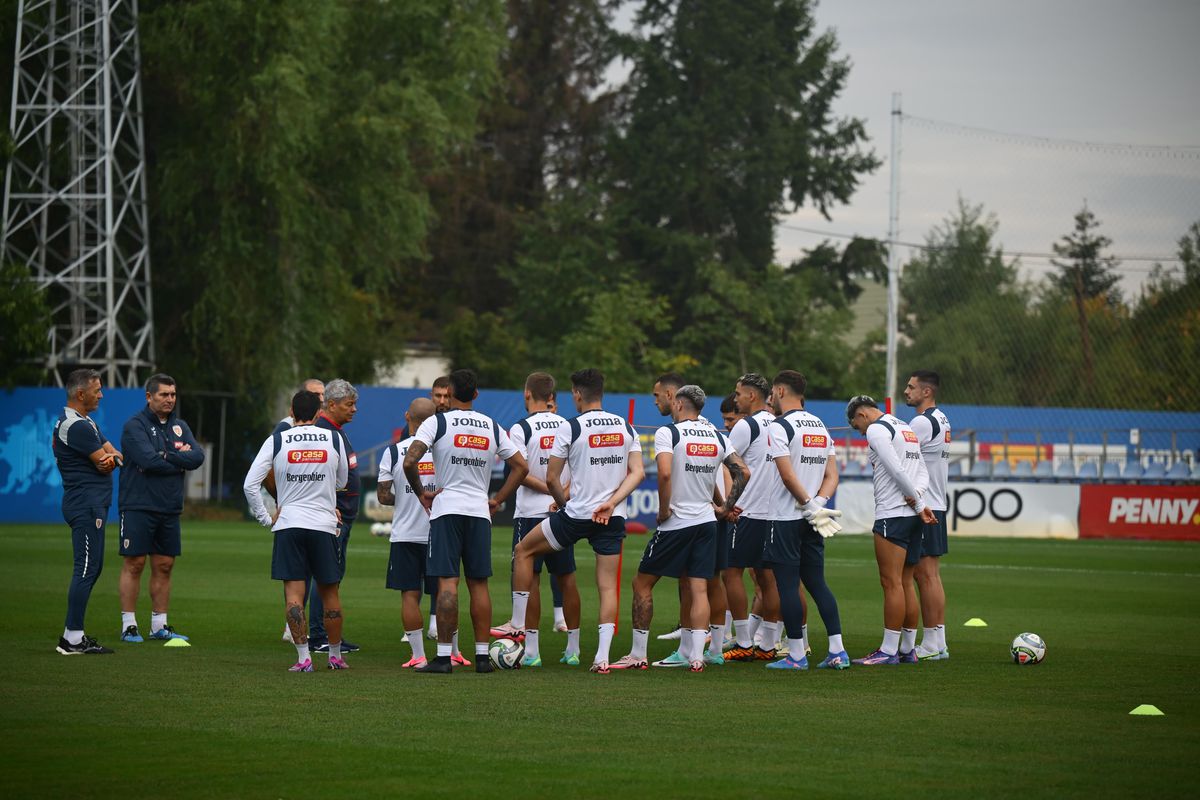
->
[436, 577, 458, 645]
[284, 580, 308, 644]
[317, 584, 343, 644]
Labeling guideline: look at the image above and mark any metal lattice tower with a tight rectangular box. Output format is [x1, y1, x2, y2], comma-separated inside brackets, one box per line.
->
[2, 0, 154, 387]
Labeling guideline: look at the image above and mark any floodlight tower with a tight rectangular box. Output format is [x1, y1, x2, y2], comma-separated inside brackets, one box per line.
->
[2, 0, 155, 387]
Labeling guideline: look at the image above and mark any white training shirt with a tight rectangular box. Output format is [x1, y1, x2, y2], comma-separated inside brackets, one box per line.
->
[766, 410, 837, 521]
[865, 413, 930, 518]
[726, 409, 776, 519]
[654, 417, 733, 531]
[909, 407, 951, 512]
[378, 437, 434, 543]
[552, 409, 641, 520]
[414, 409, 517, 521]
[510, 411, 571, 519]
[243, 424, 348, 534]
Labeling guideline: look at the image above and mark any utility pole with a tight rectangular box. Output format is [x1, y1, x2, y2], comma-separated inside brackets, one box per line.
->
[884, 92, 902, 402]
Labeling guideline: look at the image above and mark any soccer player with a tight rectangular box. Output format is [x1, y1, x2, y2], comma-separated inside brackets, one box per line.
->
[117, 374, 205, 643]
[244, 389, 350, 671]
[509, 368, 645, 674]
[722, 373, 782, 661]
[54, 368, 121, 655]
[377, 397, 438, 668]
[404, 369, 528, 674]
[490, 372, 580, 667]
[904, 370, 952, 660]
[763, 370, 849, 670]
[612, 385, 748, 672]
[431, 375, 452, 414]
[846, 395, 935, 665]
[650, 372, 687, 644]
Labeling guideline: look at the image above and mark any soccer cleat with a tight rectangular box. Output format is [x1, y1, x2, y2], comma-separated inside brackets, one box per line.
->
[588, 661, 610, 674]
[288, 658, 314, 672]
[609, 654, 649, 670]
[689, 659, 705, 672]
[560, 651, 581, 666]
[723, 645, 756, 661]
[121, 625, 144, 643]
[916, 643, 947, 661]
[148, 626, 189, 641]
[703, 649, 725, 666]
[721, 635, 737, 652]
[339, 639, 361, 654]
[652, 650, 689, 668]
[939, 648, 950, 660]
[450, 652, 472, 667]
[476, 659, 495, 673]
[752, 646, 777, 661]
[521, 653, 543, 668]
[400, 655, 427, 669]
[415, 658, 453, 674]
[310, 640, 329, 653]
[766, 655, 809, 670]
[852, 649, 899, 666]
[816, 651, 851, 670]
[553, 620, 569, 633]
[327, 656, 350, 670]
[656, 627, 683, 641]
[490, 622, 525, 641]
[56, 635, 113, 655]
[898, 649, 919, 665]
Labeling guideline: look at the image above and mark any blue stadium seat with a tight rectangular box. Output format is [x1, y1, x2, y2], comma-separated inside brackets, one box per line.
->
[969, 460, 991, 479]
[1101, 462, 1122, 480]
[1166, 461, 1191, 482]
[1055, 460, 1077, 479]
[1014, 461, 1034, 477]
[947, 460, 963, 478]
[1193, 462, 1200, 481]
[992, 460, 1012, 479]
[1033, 460, 1055, 480]
[1077, 462, 1098, 480]
[1122, 459, 1144, 480]
[1142, 461, 1167, 482]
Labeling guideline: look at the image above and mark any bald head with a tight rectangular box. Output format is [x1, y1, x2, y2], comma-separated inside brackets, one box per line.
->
[407, 397, 436, 433]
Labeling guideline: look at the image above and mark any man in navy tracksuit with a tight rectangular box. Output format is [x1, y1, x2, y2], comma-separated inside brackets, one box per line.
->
[117, 374, 205, 643]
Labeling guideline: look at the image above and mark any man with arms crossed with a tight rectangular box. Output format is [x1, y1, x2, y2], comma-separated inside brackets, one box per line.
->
[846, 395, 934, 665]
[244, 390, 350, 671]
[509, 368, 645, 674]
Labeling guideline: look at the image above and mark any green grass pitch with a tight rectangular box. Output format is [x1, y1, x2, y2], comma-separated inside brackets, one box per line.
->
[2, 522, 1196, 798]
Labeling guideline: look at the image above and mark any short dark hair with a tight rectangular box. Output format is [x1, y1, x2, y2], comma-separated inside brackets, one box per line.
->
[432, 375, 451, 390]
[570, 368, 605, 402]
[525, 372, 556, 402]
[910, 369, 941, 390]
[845, 394, 879, 424]
[65, 368, 101, 399]
[720, 392, 738, 414]
[737, 373, 770, 399]
[772, 370, 807, 398]
[448, 369, 477, 402]
[292, 390, 321, 422]
[654, 372, 685, 391]
[145, 373, 175, 395]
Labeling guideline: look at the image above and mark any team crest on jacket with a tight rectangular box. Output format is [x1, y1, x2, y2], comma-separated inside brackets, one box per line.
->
[95, 518, 103, 529]
[173, 424, 183, 437]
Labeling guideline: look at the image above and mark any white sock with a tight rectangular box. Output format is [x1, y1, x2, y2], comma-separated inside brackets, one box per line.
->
[474, 641, 488, 656]
[678, 629, 692, 661]
[758, 621, 777, 650]
[828, 633, 844, 654]
[748, 613, 763, 643]
[329, 642, 342, 660]
[937, 624, 947, 651]
[920, 626, 937, 650]
[452, 631, 460, 656]
[566, 628, 580, 656]
[733, 619, 751, 648]
[295, 642, 310, 662]
[121, 611, 137, 631]
[689, 629, 707, 662]
[554, 606, 566, 627]
[64, 628, 84, 645]
[882, 628, 901, 655]
[632, 628, 649, 659]
[596, 623, 615, 664]
[802, 623, 809, 652]
[436, 642, 452, 658]
[900, 627, 917, 653]
[151, 612, 167, 633]
[405, 629, 425, 661]
[510, 591, 529, 629]
[787, 637, 804, 659]
[526, 629, 540, 660]
[708, 623, 725, 653]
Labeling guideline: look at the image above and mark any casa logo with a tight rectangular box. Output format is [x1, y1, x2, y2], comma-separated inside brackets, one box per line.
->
[902, 430, 919, 444]
[1108, 496, 1199, 526]
[454, 434, 490, 450]
[289, 449, 327, 464]
[686, 443, 718, 457]
[540, 435, 556, 450]
[418, 461, 435, 476]
[945, 431, 952, 443]
[802, 434, 827, 448]
[590, 432, 624, 448]
[173, 440, 185, 450]
[348, 453, 358, 469]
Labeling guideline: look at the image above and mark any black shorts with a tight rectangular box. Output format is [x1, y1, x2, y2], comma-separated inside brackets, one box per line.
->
[921, 510, 949, 558]
[714, 519, 730, 572]
[513, 517, 577, 575]
[545, 510, 625, 556]
[118, 510, 182, 557]
[873, 515, 924, 566]
[428, 514, 492, 579]
[272, 527, 343, 585]
[386, 541, 429, 592]
[727, 517, 770, 569]
[638, 521, 717, 580]
[762, 519, 824, 568]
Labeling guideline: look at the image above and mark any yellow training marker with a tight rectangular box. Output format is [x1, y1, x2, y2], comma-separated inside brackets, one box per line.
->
[163, 638, 191, 648]
[963, 618, 988, 627]
[1129, 705, 1164, 716]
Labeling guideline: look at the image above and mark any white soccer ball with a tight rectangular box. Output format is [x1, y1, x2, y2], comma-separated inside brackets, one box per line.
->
[369, 522, 390, 537]
[1011, 632, 1046, 665]
[489, 637, 524, 669]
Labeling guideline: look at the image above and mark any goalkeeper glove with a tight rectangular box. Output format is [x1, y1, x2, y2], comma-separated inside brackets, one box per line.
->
[802, 506, 843, 538]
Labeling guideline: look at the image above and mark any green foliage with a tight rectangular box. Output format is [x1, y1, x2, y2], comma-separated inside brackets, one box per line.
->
[0, 262, 50, 386]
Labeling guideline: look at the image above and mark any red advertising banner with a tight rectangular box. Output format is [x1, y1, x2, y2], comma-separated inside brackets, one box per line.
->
[1079, 484, 1200, 541]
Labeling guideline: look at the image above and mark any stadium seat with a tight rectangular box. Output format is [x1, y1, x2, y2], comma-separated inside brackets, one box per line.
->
[1193, 462, 1200, 481]
[947, 460, 963, 478]
[1101, 462, 1122, 481]
[860, 461, 873, 478]
[1077, 462, 1098, 480]
[1033, 460, 1054, 480]
[1141, 461, 1167, 482]
[1165, 461, 1191, 482]
[1014, 460, 1034, 477]
[1122, 459, 1144, 480]
[969, 460, 991, 479]
[992, 460, 1012, 479]
[1054, 460, 1077, 479]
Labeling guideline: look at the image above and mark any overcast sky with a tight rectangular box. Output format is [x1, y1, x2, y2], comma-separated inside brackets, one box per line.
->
[777, 0, 1200, 291]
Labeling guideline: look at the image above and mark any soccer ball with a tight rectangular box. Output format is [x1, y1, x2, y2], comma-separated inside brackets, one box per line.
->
[369, 522, 389, 537]
[1011, 632, 1046, 664]
[489, 637, 524, 669]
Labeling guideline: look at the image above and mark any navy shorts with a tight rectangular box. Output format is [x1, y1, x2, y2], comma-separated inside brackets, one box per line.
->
[921, 510, 949, 558]
[714, 519, 730, 572]
[545, 510, 625, 556]
[118, 509, 182, 557]
[873, 515, 924, 566]
[727, 517, 770, 569]
[272, 527, 343, 585]
[763, 519, 824, 568]
[639, 521, 717, 579]
[428, 514, 492, 579]
[386, 541, 430, 591]
[513, 517, 576, 575]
